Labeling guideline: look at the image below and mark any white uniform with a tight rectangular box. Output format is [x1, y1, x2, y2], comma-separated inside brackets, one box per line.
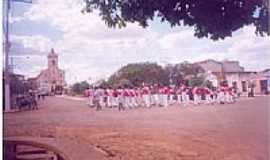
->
[123, 89, 130, 108]
[111, 90, 118, 107]
[205, 88, 212, 105]
[130, 89, 137, 107]
[169, 88, 175, 105]
[181, 87, 189, 106]
[217, 88, 225, 104]
[142, 86, 151, 107]
[117, 89, 125, 110]
[193, 87, 200, 105]
[158, 88, 164, 107]
[88, 89, 94, 106]
[162, 87, 169, 107]
[177, 88, 182, 105]
[135, 89, 142, 107]
[100, 89, 106, 107]
[153, 89, 160, 106]
[106, 89, 113, 107]
[225, 87, 234, 103]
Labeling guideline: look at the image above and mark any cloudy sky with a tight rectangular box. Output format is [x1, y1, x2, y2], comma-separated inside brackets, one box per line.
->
[8, 0, 270, 84]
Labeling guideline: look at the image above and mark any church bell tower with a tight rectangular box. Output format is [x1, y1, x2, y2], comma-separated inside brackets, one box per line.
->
[48, 48, 58, 68]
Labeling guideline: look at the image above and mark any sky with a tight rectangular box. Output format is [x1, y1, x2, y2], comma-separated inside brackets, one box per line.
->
[8, 0, 270, 85]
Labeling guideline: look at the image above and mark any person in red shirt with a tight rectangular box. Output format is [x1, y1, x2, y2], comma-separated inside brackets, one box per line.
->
[117, 87, 125, 111]
[130, 88, 138, 107]
[111, 88, 118, 107]
[181, 85, 189, 106]
[168, 87, 176, 105]
[152, 84, 160, 107]
[225, 86, 234, 104]
[158, 86, 164, 107]
[162, 86, 169, 107]
[217, 86, 225, 104]
[134, 88, 141, 107]
[123, 88, 131, 109]
[142, 85, 151, 108]
[193, 87, 200, 105]
[229, 87, 235, 103]
[176, 86, 182, 105]
[204, 87, 212, 105]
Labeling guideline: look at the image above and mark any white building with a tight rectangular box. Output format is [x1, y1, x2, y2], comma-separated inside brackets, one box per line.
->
[196, 59, 268, 95]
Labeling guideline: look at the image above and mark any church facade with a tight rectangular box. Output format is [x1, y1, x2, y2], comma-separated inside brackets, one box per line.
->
[36, 48, 66, 93]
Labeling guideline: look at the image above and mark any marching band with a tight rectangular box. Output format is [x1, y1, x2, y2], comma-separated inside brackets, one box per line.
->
[84, 84, 238, 111]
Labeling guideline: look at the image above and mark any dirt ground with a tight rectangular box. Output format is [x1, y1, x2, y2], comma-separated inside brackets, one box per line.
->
[4, 96, 270, 160]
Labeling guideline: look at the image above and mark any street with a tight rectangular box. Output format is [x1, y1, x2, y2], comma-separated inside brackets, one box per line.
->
[4, 96, 270, 160]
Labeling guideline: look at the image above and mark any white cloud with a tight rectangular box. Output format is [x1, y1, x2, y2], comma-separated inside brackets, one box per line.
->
[11, 35, 53, 53]
[156, 26, 270, 71]
[10, 17, 24, 23]
[10, 0, 270, 84]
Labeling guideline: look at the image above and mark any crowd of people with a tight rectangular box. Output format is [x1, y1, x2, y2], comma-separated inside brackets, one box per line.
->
[84, 84, 239, 111]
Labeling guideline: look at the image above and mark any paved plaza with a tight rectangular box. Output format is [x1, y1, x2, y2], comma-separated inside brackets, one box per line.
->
[4, 96, 269, 160]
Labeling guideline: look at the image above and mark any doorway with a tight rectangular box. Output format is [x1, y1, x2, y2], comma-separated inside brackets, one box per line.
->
[260, 80, 268, 94]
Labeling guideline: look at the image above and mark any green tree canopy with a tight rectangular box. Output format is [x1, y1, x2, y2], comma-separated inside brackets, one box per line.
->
[83, 0, 269, 40]
[72, 81, 90, 94]
[188, 75, 206, 87]
[179, 62, 205, 78]
[107, 62, 169, 87]
[164, 64, 185, 85]
[165, 62, 206, 86]
[106, 61, 206, 87]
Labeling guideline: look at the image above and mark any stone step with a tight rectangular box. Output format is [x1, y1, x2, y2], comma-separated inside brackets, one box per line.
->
[17, 145, 47, 155]
[16, 153, 57, 160]
[4, 136, 107, 160]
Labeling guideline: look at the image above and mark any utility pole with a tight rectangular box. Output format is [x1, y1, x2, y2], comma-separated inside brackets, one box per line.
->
[3, 0, 32, 111]
[4, 0, 11, 111]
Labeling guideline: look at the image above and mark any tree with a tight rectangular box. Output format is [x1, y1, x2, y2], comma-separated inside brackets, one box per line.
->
[98, 79, 110, 88]
[83, 0, 269, 40]
[188, 75, 205, 87]
[164, 62, 206, 86]
[179, 62, 205, 79]
[107, 62, 169, 87]
[72, 81, 90, 94]
[164, 63, 185, 85]
[114, 78, 133, 88]
[8, 73, 30, 96]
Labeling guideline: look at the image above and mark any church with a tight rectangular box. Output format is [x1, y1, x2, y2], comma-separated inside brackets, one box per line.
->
[35, 48, 66, 93]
